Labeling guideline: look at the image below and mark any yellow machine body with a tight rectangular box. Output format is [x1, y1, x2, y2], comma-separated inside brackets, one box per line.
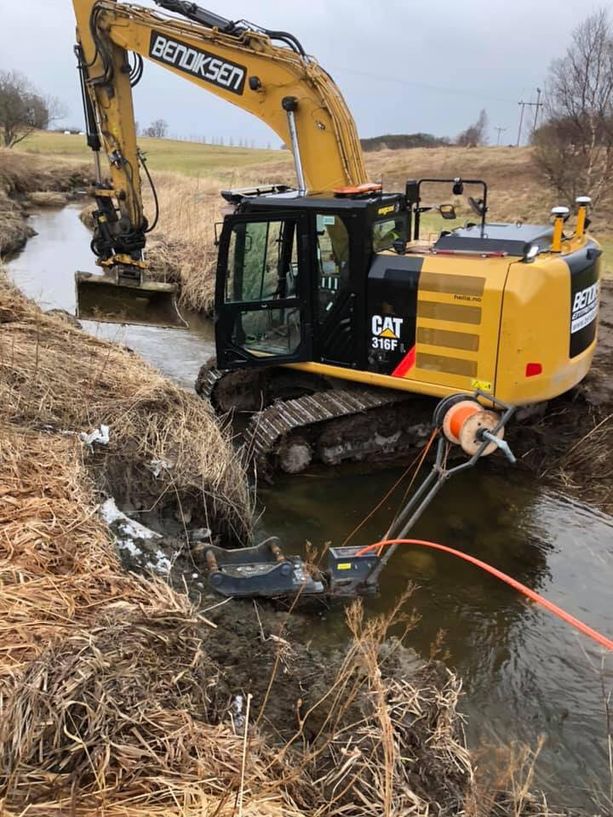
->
[286, 238, 601, 405]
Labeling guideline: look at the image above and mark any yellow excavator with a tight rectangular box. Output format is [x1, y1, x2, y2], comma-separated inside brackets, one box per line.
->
[72, 0, 602, 475]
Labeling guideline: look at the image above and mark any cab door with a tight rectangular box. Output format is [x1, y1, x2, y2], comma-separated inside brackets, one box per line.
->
[215, 212, 313, 369]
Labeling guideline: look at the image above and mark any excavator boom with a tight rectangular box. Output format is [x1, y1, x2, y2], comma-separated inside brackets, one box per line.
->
[72, 0, 368, 325]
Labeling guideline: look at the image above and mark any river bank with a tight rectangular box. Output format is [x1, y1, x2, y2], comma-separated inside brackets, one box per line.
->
[0, 149, 90, 257]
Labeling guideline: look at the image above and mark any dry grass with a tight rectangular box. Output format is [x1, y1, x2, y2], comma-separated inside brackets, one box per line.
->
[0, 442, 492, 817]
[0, 364, 557, 815]
[0, 428, 296, 817]
[0, 276, 252, 543]
[0, 392, 565, 815]
[26, 191, 68, 207]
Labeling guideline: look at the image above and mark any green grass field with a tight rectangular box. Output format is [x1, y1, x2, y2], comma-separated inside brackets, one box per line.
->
[16, 132, 612, 276]
[20, 130, 291, 177]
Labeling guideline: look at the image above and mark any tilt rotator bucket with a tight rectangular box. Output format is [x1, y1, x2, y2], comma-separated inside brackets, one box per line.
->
[75, 271, 187, 328]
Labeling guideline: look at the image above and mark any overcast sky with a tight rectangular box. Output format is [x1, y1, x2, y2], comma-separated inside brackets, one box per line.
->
[0, 0, 606, 147]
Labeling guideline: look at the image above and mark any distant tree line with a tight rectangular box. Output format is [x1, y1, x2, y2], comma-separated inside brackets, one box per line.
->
[360, 132, 451, 151]
[361, 110, 490, 152]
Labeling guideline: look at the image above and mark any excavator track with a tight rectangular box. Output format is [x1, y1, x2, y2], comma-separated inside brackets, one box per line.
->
[197, 363, 433, 477]
[247, 387, 410, 472]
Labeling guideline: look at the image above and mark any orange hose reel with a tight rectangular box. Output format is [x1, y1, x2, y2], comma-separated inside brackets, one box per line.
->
[441, 399, 504, 456]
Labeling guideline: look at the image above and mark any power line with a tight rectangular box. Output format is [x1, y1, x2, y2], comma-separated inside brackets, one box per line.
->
[330, 64, 519, 105]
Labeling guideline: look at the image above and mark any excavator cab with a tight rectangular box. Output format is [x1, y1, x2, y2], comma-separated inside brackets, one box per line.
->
[215, 208, 312, 368]
[215, 188, 408, 371]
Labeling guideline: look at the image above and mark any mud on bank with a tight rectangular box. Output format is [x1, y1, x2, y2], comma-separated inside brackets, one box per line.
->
[0, 150, 90, 257]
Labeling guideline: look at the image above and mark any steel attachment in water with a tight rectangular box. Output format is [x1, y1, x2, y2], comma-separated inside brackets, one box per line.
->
[202, 391, 517, 599]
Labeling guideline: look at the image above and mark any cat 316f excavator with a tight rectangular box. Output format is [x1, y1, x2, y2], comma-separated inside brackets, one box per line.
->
[72, 0, 602, 476]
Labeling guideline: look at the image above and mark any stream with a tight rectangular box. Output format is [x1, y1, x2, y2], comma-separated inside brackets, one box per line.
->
[7, 204, 613, 810]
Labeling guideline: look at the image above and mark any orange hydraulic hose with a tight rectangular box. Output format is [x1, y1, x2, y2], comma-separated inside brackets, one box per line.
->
[356, 538, 613, 651]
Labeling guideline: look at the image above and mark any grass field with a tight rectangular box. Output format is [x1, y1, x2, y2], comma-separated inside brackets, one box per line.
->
[20, 130, 291, 178]
[15, 131, 613, 275]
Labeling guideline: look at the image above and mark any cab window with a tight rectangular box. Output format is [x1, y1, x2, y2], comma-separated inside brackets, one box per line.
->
[225, 219, 298, 303]
[316, 213, 350, 323]
[223, 218, 301, 357]
[372, 215, 407, 252]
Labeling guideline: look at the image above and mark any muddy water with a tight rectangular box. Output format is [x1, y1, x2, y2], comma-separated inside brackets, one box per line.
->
[7, 206, 612, 809]
[7, 205, 215, 387]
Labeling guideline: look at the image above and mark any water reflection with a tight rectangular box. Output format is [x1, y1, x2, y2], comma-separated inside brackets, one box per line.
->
[257, 467, 613, 807]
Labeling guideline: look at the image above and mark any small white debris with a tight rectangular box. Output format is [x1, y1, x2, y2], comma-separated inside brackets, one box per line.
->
[231, 694, 245, 730]
[149, 458, 173, 477]
[100, 498, 161, 540]
[100, 498, 176, 577]
[189, 527, 212, 543]
[79, 424, 110, 447]
[154, 551, 172, 572]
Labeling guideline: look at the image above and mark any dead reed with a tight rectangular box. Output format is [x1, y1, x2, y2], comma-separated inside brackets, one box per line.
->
[0, 277, 252, 543]
[0, 428, 298, 817]
[0, 423, 564, 816]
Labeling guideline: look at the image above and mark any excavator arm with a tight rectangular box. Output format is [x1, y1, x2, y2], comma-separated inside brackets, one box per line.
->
[72, 0, 368, 280]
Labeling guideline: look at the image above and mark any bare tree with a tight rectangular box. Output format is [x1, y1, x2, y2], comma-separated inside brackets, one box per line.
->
[143, 118, 168, 138]
[456, 109, 488, 147]
[0, 71, 61, 148]
[534, 9, 613, 204]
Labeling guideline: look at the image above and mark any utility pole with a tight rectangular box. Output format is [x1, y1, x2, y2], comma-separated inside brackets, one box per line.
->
[516, 90, 544, 146]
[494, 126, 507, 146]
[516, 102, 526, 147]
[533, 87, 542, 132]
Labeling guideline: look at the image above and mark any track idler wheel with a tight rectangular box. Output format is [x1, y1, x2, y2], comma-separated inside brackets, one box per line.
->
[277, 437, 313, 474]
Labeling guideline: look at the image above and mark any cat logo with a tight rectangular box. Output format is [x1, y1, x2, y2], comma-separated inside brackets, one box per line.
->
[371, 314, 403, 351]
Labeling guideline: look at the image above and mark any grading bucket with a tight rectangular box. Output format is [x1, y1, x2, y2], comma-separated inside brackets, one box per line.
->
[75, 272, 187, 328]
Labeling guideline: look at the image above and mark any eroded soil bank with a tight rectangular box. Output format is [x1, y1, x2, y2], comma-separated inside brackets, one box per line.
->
[0, 150, 90, 257]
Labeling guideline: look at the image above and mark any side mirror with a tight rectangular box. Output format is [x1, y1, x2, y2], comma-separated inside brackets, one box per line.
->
[468, 196, 486, 217]
[439, 203, 457, 220]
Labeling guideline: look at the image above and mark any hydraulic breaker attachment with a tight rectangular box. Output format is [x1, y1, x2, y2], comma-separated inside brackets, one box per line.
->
[75, 271, 186, 328]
